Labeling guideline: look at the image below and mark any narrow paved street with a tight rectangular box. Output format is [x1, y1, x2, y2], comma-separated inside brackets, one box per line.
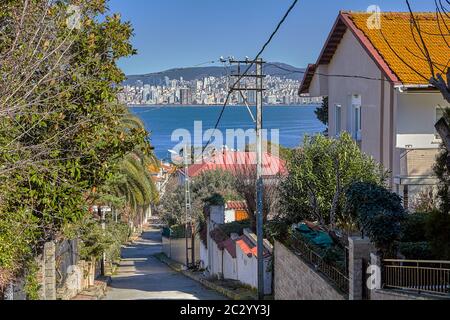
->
[104, 226, 226, 300]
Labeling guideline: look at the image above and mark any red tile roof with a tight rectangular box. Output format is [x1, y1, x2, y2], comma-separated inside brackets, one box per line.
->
[210, 228, 237, 258]
[186, 151, 287, 178]
[300, 11, 450, 94]
[236, 235, 270, 258]
[219, 238, 237, 258]
[226, 201, 248, 211]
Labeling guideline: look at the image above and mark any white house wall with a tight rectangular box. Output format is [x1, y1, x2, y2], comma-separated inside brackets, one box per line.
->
[199, 241, 208, 270]
[223, 250, 238, 280]
[236, 247, 257, 289]
[326, 30, 386, 164]
[309, 65, 329, 97]
[396, 92, 449, 149]
[209, 240, 223, 277]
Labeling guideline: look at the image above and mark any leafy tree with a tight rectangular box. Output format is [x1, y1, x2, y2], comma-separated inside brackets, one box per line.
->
[428, 108, 450, 259]
[345, 182, 406, 256]
[159, 170, 238, 226]
[0, 0, 152, 288]
[425, 210, 450, 260]
[94, 113, 158, 228]
[278, 133, 386, 232]
[233, 167, 281, 231]
[434, 109, 450, 214]
[315, 96, 329, 127]
[245, 141, 293, 161]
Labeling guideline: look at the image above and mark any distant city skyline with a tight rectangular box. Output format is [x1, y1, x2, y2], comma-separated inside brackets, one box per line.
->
[120, 74, 322, 106]
[108, 0, 436, 75]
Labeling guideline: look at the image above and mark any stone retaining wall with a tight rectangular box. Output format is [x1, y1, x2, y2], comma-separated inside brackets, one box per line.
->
[274, 240, 346, 300]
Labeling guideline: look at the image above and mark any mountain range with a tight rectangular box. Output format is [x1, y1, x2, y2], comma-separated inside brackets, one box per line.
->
[123, 62, 305, 86]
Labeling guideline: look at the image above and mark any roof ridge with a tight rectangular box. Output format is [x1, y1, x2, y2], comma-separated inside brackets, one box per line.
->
[341, 10, 437, 14]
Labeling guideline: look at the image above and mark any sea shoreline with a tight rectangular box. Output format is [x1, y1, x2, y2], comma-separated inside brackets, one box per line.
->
[128, 104, 320, 108]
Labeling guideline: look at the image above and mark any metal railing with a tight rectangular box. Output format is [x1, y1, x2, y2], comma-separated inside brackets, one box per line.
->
[291, 234, 349, 294]
[383, 259, 450, 296]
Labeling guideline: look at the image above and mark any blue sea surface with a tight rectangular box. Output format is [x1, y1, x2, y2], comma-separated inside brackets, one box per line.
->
[130, 105, 325, 160]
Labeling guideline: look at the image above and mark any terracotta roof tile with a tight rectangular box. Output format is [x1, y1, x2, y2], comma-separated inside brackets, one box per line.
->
[226, 201, 248, 210]
[300, 11, 450, 93]
[186, 151, 287, 178]
[236, 235, 270, 258]
[349, 12, 449, 85]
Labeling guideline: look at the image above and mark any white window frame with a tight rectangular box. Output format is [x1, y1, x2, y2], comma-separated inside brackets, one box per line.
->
[353, 104, 362, 141]
[351, 95, 362, 141]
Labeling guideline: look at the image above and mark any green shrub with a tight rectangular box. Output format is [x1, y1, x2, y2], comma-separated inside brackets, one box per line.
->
[204, 193, 226, 206]
[322, 246, 345, 267]
[280, 132, 386, 228]
[399, 242, 434, 260]
[170, 224, 187, 238]
[425, 210, 450, 260]
[345, 182, 406, 256]
[266, 218, 291, 243]
[219, 220, 251, 237]
[24, 261, 40, 300]
[400, 213, 429, 243]
[105, 222, 130, 262]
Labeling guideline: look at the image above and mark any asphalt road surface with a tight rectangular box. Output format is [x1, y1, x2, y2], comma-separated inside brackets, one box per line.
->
[104, 226, 226, 300]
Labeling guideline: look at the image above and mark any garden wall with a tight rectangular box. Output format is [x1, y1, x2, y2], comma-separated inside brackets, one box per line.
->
[274, 240, 346, 300]
[4, 240, 97, 300]
[162, 235, 200, 266]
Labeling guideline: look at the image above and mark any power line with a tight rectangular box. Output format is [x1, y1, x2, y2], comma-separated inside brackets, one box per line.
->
[203, 0, 300, 152]
[266, 62, 392, 82]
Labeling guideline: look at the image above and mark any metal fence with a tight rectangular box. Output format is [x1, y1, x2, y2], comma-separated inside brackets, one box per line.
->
[291, 234, 349, 294]
[383, 259, 450, 296]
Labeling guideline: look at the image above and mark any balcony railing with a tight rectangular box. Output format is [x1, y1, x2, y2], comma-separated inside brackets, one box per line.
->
[291, 234, 349, 294]
[383, 259, 450, 296]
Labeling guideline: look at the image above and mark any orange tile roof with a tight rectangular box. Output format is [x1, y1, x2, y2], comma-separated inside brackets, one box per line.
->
[300, 11, 450, 93]
[236, 235, 271, 258]
[226, 201, 248, 211]
[348, 12, 450, 85]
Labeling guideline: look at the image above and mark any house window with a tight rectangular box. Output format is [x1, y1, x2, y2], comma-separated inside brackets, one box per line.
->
[335, 104, 342, 136]
[353, 105, 362, 141]
[351, 95, 362, 141]
[435, 106, 445, 140]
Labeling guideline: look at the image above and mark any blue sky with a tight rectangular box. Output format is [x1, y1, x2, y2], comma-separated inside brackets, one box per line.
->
[108, 0, 436, 75]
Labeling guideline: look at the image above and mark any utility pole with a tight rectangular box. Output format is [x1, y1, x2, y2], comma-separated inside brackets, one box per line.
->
[229, 58, 266, 299]
[184, 144, 193, 268]
[255, 58, 265, 300]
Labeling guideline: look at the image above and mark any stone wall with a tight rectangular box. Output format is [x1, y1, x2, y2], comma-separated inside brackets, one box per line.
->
[5, 240, 97, 300]
[348, 237, 375, 300]
[274, 241, 347, 300]
[56, 239, 79, 300]
[38, 241, 56, 300]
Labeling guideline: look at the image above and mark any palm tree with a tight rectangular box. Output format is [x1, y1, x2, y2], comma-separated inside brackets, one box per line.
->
[107, 112, 159, 229]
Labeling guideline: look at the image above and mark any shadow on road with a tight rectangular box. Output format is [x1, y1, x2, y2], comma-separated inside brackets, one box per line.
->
[104, 227, 226, 300]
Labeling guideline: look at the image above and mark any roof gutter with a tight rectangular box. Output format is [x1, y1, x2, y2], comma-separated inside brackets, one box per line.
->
[394, 84, 436, 93]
